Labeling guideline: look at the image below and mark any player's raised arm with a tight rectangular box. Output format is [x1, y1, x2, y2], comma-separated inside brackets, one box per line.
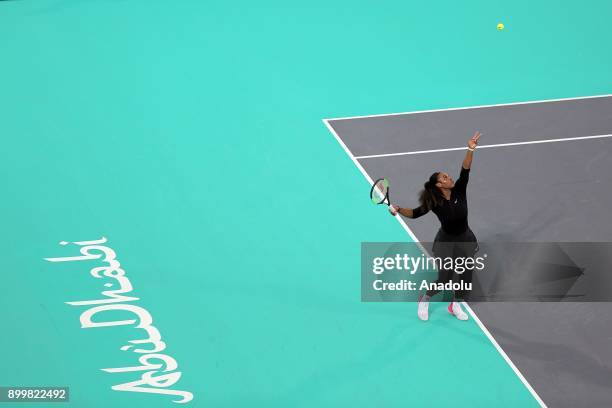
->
[462, 131, 481, 169]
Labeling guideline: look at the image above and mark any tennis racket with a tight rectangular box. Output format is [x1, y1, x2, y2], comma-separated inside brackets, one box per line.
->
[370, 178, 391, 206]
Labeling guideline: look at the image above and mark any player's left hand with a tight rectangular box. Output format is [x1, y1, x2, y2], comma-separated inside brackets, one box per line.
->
[468, 131, 481, 149]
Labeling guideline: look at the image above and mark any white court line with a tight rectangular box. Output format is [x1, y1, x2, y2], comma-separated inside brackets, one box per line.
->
[326, 93, 612, 122]
[323, 117, 548, 408]
[355, 133, 612, 160]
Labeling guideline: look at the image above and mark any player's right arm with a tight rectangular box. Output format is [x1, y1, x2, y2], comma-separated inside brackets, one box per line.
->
[389, 205, 428, 218]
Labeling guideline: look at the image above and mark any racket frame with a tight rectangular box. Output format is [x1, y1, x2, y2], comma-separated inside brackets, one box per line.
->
[370, 178, 391, 206]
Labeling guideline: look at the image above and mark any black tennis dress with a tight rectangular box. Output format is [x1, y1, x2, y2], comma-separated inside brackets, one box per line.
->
[411, 166, 478, 299]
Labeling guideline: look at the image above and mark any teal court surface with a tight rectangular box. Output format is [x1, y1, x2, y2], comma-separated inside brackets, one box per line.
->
[1, 1, 611, 407]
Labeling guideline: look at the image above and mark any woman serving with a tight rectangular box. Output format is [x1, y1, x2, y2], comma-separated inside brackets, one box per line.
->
[389, 132, 481, 321]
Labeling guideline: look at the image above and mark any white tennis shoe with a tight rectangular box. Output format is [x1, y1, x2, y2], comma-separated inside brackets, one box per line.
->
[417, 295, 429, 321]
[448, 301, 469, 321]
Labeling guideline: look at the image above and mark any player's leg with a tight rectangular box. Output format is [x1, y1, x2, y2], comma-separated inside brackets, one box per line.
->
[418, 254, 453, 321]
[448, 239, 476, 321]
[448, 268, 472, 320]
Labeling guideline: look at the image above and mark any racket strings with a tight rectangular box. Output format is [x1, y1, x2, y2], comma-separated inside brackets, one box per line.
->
[371, 179, 389, 204]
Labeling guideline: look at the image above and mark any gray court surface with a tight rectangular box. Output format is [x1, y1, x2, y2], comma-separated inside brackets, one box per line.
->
[326, 95, 612, 408]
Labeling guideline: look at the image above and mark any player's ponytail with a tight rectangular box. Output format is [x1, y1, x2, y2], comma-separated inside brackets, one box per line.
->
[419, 172, 442, 211]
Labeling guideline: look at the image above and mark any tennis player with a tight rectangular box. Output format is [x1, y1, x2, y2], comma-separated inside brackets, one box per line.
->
[389, 132, 481, 321]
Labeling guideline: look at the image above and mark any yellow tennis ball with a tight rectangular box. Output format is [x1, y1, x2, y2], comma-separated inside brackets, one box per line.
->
[497, 23, 505, 30]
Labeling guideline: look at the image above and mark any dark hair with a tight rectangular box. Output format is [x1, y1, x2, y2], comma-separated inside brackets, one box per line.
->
[419, 172, 442, 211]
